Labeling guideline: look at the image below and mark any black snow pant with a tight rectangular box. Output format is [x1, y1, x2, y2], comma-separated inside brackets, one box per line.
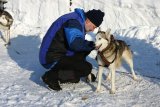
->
[45, 52, 92, 82]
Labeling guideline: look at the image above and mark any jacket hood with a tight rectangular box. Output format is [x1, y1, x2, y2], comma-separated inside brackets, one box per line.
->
[74, 8, 86, 22]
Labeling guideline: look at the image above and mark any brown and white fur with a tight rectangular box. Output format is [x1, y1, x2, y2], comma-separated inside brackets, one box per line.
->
[94, 28, 137, 94]
[0, 10, 13, 45]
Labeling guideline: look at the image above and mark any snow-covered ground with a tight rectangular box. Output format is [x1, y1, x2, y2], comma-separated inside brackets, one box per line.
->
[0, 0, 160, 107]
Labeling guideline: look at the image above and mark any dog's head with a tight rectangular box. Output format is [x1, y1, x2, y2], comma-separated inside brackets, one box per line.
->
[0, 11, 13, 27]
[95, 28, 113, 52]
[0, 15, 8, 26]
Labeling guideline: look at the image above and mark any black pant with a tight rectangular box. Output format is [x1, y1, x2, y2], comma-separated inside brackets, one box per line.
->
[46, 52, 92, 81]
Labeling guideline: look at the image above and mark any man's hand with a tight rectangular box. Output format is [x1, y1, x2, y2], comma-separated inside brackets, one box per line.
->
[87, 41, 95, 50]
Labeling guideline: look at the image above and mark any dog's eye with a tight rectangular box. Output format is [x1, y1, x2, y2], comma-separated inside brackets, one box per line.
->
[98, 38, 101, 40]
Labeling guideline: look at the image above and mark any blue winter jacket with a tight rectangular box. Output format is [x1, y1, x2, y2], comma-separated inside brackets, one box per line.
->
[39, 8, 94, 69]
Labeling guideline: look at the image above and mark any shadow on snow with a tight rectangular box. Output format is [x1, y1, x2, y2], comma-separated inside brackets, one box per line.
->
[7, 35, 46, 86]
[7, 34, 160, 88]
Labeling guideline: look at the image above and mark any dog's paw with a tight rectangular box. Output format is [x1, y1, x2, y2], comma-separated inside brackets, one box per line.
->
[133, 76, 138, 81]
[95, 89, 100, 93]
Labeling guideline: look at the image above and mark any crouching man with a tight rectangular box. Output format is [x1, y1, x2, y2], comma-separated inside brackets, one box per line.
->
[39, 8, 105, 91]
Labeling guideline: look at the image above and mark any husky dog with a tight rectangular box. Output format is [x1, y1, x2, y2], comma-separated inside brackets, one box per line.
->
[0, 0, 13, 45]
[94, 28, 137, 94]
[0, 10, 13, 45]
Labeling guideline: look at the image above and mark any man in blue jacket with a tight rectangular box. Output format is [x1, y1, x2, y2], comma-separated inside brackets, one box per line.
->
[39, 8, 105, 91]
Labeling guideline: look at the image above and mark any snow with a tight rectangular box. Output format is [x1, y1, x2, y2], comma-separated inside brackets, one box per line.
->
[0, 0, 160, 107]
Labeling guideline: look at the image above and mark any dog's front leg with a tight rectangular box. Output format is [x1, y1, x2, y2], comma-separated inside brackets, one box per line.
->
[110, 68, 116, 94]
[95, 66, 104, 92]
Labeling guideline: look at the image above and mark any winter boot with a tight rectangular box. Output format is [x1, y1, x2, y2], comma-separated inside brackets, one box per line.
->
[47, 80, 62, 91]
[58, 69, 80, 84]
[59, 78, 80, 84]
[41, 72, 62, 91]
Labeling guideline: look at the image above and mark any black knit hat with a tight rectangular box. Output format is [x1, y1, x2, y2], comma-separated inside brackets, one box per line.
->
[86, 9, 105, 27]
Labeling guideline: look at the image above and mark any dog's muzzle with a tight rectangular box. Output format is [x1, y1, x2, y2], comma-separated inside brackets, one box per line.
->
[96, 44, 102, 50]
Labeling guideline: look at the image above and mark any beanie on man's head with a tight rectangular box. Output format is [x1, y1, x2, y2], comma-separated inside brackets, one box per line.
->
[86, 9, 105, 27]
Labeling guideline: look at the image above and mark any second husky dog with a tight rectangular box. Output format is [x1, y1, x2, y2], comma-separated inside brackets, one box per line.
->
[95, 29, 137, 94]
[0, 10, 13, 45]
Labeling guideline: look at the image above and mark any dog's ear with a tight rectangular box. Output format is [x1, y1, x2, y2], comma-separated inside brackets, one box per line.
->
[110, 34, 115, 42]
[105, 28, 111, 39]
[97, 27, 101, 34]
[98, 27, 101, 31]
[105, 28, 111, 36]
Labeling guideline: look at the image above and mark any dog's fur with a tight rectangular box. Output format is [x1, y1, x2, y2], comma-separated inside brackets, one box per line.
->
[0, 10, 13, 45]
[94, 28, 137, 94]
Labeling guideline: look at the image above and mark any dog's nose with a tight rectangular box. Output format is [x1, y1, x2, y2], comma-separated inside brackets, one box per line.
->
[95, 44, 102, 50]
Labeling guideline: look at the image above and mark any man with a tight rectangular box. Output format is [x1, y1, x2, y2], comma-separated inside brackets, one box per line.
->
[39, 8, 105, 91]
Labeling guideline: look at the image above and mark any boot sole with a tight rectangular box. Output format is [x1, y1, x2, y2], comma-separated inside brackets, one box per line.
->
[40, 77, 62, 91]
[40, 77, 52, 91]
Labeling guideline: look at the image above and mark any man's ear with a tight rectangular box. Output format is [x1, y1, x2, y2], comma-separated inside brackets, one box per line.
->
[85, 18, 91, 24]
[85, 18, 88, 23]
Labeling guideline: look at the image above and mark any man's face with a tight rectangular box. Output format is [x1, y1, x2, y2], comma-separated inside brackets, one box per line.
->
[85, 18, 97, 32]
